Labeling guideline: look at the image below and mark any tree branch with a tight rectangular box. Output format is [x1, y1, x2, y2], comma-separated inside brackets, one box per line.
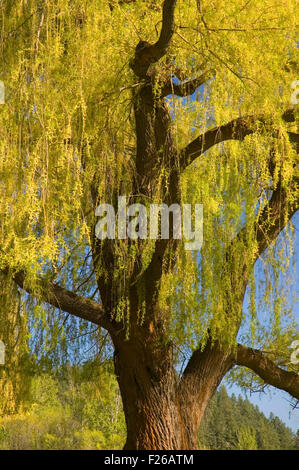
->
[254, 181, 299, 258]
[2, 267, 114, 330]
[222, 150, 299, 306]
[130, 0, 177, 77]
[178, 337, 235, 446]
[225, 174, 299, 277]
[235, 343, 299, 400]
[161, 69, 215, 97]
[180, 108, 298, 170]
[155, 0, 177, 55]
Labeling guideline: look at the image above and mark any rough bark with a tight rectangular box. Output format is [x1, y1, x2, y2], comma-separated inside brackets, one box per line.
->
[3, 0, 299, 451]
[113, 333, 182, 450]
[112, 326, 234, 450]
[179, 340, 235, 449]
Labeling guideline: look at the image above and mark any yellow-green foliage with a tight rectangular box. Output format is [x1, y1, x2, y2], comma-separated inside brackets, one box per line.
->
[0, 363, 126, 450]
[0, 1, 298, 351]
[0, 277, 31, 416]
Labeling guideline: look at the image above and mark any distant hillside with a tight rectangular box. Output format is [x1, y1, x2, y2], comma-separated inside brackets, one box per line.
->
[198, 385, 298, 450]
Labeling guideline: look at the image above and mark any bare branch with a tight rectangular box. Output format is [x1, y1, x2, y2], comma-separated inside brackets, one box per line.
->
[2, 267, 114, 330]
[130, 0, 177, 77]
[180, 108, 298, 170]
[180, 115, 260, 169]
[235, 343, 299, 400]
[162, 69, 215, 97]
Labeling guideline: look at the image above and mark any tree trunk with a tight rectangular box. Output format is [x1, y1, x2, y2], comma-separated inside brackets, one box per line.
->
[113, 335, 184, 449]
[179, 341, 234, 449]
[112, 332, 233, 450]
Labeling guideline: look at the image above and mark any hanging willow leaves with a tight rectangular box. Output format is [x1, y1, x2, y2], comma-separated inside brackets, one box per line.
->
[0, 0, 298, 450]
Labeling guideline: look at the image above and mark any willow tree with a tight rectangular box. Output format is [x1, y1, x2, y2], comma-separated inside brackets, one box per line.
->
[0, 0, 299, 450]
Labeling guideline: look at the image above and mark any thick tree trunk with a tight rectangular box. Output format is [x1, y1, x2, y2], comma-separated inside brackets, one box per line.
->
[112, 332, 233, 450]
[113, 336, 185, 450]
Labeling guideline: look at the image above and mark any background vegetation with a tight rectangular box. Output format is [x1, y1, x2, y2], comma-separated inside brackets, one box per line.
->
[0, 360, 297, 450]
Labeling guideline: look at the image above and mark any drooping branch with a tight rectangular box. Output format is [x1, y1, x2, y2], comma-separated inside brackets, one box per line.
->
[224, 175, 299, 282]
[180, 108, 298, 170]
[235, 344, 299, 400]
[254, 181, 299, 259]
[228, 135, 299, 270]
[161, 69, 215, 97]
[1, 267, 113, 330]
[130, 0, 177, 77]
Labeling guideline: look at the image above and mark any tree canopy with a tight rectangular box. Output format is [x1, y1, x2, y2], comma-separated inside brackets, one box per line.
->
[0, 0, 298, 450]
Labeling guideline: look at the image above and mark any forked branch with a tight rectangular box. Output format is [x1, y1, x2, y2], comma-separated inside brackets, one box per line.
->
[130, 0, 177, 77]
